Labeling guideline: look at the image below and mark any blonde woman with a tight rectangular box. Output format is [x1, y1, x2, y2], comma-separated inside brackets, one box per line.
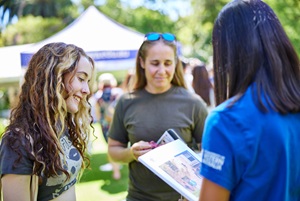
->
[0, 42, 95, 201]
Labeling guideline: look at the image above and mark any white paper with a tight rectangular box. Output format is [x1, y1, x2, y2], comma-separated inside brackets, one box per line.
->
[139, 139, 203, 201]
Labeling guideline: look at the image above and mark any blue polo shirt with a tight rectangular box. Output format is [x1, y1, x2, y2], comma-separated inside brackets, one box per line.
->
[200, 85, 300, 201]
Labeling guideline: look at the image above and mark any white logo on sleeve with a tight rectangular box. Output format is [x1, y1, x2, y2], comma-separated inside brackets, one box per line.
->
[202, 150, 225, 170]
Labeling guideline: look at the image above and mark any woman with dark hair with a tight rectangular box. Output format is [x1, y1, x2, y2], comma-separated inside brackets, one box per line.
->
[107, 33, 208, 201]
[0, 42, 95, 201]
[192, 64, 213, 107]
[199, 0, 300, 200]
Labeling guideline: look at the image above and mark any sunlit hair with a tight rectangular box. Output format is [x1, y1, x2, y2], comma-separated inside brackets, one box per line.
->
[133, 38, 187, 90]
[2, 42, 96, 180]
[212, 0, 300, 113]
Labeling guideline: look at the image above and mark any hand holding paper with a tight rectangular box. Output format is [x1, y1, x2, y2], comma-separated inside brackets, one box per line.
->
[138, 130, 203, 201]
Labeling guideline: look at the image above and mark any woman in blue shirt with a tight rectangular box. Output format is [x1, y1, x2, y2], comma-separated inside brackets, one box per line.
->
[199, 0, 300, 201]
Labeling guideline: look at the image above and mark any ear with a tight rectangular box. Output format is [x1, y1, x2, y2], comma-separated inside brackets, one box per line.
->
[139, 57, 145, 69]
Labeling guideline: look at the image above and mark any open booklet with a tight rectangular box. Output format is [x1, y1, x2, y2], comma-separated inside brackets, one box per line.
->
[139, 130, 203, 201]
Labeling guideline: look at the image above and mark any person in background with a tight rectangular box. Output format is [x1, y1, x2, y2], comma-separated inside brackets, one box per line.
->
[95, 73, 123, 180]
[0, 42, 95, 201]
[119, 69, 135, 93]
[181, 59, 195, 93]
[192, 64, 214, 110]
[107, 32, 208, 201]
[199, 0, 300, 200]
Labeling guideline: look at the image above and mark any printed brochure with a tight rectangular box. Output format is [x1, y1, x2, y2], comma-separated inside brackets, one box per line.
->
[139, 137, 203, 201]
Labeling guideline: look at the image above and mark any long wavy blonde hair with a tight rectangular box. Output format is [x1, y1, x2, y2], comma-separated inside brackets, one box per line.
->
[2, 42, 95, 180]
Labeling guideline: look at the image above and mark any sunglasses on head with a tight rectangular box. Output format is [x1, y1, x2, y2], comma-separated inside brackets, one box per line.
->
[144, 32, 176, 42]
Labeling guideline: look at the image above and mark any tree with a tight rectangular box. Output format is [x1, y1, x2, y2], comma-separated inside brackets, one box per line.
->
[187, 0, 228, 60]
[0, 0, 80, 46]
[0, 0, 75, 24]
[97, 0, 176, 34]
[0, 0, 25, 23]
[1, 15, 65, 46]
[265, 0, 300, 56]
[177, 0, 300, 61]
[1, 0, 299, 58]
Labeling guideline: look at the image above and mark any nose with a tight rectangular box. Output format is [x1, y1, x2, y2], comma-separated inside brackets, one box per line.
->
[157, 64, 166, 74]
[82, 82, 90, 95]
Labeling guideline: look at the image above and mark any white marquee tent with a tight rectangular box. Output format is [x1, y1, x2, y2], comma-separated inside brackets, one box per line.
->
[0, 44, 32, 87]
[21, 5, 145, 71]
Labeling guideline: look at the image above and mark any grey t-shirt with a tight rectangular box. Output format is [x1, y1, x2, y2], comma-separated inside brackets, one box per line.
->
[108, 86, 208, 201]
[0, 132, 82, 201]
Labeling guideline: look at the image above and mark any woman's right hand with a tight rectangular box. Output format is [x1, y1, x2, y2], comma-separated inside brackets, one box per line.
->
[108, 138, 152, 163]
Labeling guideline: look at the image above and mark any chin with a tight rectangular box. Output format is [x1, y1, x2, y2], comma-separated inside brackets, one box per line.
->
[67, 106, 79, 114]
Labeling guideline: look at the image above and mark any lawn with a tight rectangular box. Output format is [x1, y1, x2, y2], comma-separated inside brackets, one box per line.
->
[76, 123, 128, 201]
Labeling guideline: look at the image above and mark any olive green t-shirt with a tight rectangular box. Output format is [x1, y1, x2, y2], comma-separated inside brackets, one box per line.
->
[108, 86, 208, 201]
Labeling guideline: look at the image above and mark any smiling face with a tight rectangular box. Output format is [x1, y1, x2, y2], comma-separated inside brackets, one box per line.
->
[140, 41, 176, 94]
[64, 56, 93, 114]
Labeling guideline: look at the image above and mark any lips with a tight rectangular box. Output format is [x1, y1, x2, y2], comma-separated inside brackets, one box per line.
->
[155, 77, 166, 81]
[73, 95, 81, 103]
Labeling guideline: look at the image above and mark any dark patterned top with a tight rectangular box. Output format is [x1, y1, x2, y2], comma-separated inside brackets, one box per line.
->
[0, 131, 82, 201]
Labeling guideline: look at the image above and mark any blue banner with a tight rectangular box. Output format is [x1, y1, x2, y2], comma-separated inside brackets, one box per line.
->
[21, 49, 138, 68]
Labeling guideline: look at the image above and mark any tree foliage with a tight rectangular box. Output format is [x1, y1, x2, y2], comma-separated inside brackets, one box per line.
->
[0, 0, 75, 22]
[0, 0, 299, 59]
[175, 0, 226, 61]
[1, 15, 65, 46]
[265, 0, 300, 56]
[97, 0, 175, 34]
[176, 0, 300, 60]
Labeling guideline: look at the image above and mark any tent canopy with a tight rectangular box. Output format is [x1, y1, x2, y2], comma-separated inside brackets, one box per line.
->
[0, 44, 32, 87]
[21, 6, 145, 71]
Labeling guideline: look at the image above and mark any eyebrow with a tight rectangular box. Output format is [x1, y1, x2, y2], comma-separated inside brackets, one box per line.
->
[77, 71, 89, 77]
[76, 71, 91, 80]
[150, 59, 173, 62]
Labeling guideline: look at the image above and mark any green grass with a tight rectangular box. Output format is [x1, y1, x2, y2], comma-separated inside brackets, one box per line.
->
[76, 123, 128, 201]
